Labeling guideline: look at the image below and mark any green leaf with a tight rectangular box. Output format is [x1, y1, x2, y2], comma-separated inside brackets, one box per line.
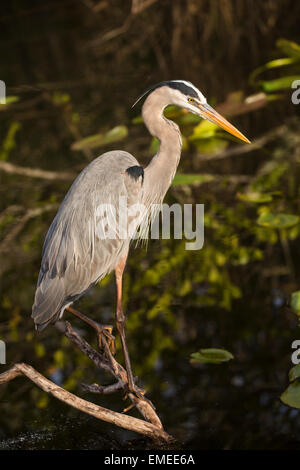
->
[132, 115, 143, 125]
[237, 192, 273, 203]
[281, 382, 300, 409]
[149, 137, 159, 154]
[289, 364, 300, 382]
[276, 39, 300, 59]
[0, 122, 21, 161]
[172, 173, 215, 186]
[71, 125, 128, 150]
[3, 96, 19, 106]
[178, 113, 202, 125]
[190, 348, 234, 364]
[190, 120, 219, 139]
[249, 58, 299, 85]
[192, 137, 229, 154]
[290, 291, 300, 314]
[164, 105, 182, 119]
[52, 92, 70, 105]
[260, 76, 300, 92]
[257, 213, 299, 229]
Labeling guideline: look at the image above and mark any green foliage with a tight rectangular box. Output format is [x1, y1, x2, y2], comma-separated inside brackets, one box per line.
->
[4, 96, 19, 105]
[250, 39, 300, 94]
[172, 173, 215, 186]
[290, 291, 300, 315]
[0, 122, 21, 161]
[257, 213, 300, 229]
[52, 92, 70, 105]
[277, 39, 300, 59]
[281, 380, 300, 410]
[71, 125, 128, 150]
[289, 364, 300, 382]
[237, 192, 273, 204]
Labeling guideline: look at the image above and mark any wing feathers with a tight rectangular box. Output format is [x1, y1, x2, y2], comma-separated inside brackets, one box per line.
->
[32, 151, 141, 330]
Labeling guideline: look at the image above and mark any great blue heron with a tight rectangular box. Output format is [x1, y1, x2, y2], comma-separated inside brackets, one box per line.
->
[32, 80, 250, 393]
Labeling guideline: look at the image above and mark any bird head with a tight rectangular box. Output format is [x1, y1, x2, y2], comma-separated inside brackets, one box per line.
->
[133, 80, 250, 144]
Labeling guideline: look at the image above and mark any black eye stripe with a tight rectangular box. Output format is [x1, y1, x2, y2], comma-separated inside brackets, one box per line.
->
[167, 81, 199, 98]
[133, 80, 199, 107]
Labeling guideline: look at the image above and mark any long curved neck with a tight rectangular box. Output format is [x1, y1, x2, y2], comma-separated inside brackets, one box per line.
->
[142, 90, 182, 205]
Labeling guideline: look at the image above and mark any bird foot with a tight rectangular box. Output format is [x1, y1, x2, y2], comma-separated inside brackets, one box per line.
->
[122, 380, 155, 410]
[122, 386, 156, 412]
[96, 324, 116, 355]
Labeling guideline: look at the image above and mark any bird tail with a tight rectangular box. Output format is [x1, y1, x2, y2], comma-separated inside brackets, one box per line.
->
[32, 275, 66, 331]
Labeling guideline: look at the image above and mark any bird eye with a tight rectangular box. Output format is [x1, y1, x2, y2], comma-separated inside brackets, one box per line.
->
[188, 97, 194, 103]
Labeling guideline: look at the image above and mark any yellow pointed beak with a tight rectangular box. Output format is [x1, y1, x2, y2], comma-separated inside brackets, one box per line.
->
[197, 103, 251, 144]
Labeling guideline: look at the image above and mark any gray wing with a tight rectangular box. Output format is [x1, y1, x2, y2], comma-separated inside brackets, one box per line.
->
[32, 150, 144, 330]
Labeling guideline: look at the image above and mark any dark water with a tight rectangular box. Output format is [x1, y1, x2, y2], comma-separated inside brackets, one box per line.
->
[1, 0, 300, 451]
[1, 267, 300, 450]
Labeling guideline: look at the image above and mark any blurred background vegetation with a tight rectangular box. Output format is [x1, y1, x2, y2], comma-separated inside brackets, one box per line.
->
[1, 0, 300, 449]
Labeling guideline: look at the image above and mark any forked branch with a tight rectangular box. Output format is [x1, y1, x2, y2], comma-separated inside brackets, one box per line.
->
[0, 321, 175, 444]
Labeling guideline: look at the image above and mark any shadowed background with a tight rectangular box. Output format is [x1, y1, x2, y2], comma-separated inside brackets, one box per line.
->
[1, 0, 300, 449]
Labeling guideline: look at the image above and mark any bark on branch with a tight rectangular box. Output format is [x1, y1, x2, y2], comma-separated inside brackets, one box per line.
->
[0, 362, 173, 443]
[0, 322, 175, 444]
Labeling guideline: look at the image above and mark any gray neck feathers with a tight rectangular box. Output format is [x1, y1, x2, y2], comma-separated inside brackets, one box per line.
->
[142, 88, 182, 206]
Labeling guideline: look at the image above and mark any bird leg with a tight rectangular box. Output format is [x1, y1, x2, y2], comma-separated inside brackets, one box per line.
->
[65, 306, 115, 355]
[115, 255, 137, 395]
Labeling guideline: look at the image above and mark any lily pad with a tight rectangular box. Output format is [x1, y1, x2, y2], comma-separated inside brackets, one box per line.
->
[289, 364, 300, 382]
[190, 348, 234, 364]
[237, 192, 273, 203]
[257, 213, 299, 229]
[281, 382, 300, 409]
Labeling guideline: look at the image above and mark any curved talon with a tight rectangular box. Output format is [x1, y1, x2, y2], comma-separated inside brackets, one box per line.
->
[123, 403, 136, 413]
[66, 308, 116, 355]
[122, 381, 154, 408]
[96, 325, 116, 355]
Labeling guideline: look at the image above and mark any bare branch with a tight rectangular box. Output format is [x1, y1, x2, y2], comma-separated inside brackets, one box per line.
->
[81, 381, 124, 394]
[0, 362, 174, 443]
[199, 124, 287, 162]
[0, 160, 74, 181]
[64, 322, 162, 428]
[0, 204, 59, 257]
[131, 0, 158, 15]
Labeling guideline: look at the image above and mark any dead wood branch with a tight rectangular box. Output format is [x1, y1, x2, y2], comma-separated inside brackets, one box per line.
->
[0, 160, 74, 181]
[63, 322, 162, 428]
[0, 321, 174, 443]
[0, 204, 59, 258]
[0, 362, 174, 443]
[131, 0, 158, 15]
[81, 381, 124, 394]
